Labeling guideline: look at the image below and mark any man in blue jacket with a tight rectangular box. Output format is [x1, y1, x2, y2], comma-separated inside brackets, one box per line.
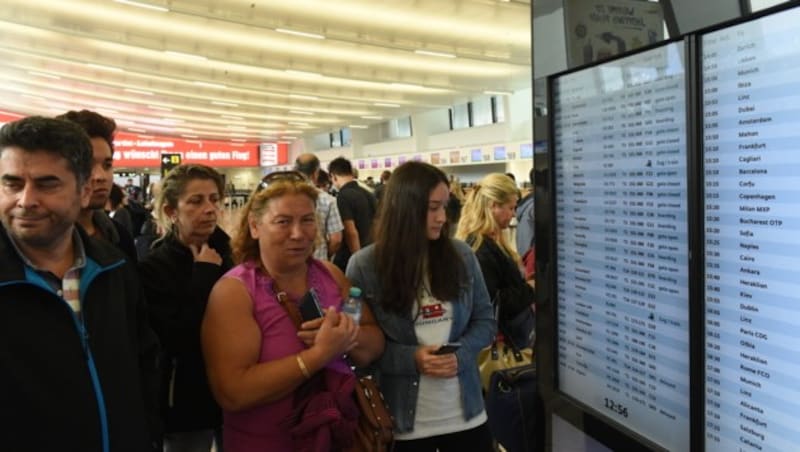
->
[0, 116, 160, 451]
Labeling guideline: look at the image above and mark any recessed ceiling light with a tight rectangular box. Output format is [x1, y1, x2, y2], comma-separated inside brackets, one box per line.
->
[484, 90, 512, 96]
[211, 100, 238, 107]
[289, 94, 319, 101]
[360, 115, 383, 120]
[193, 81, 226, 89]
[285, 69, 322, 77]
[28, 71, 61, 80]
[349, 125, 368, 129]
[275, 28, 325, 40]
[164, 50, 207, 61]
[414, 50, 456, 58]
[87, 63, 124, 72]
[113, 0, 169, 12]
[373, 102, 401, 108]
[125, 88, 154, 96]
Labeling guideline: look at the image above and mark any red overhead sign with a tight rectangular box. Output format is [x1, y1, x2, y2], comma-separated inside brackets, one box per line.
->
[113, 132, 270, 168]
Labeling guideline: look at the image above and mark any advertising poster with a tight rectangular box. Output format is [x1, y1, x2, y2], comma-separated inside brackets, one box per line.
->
[564, 0, 664, 67]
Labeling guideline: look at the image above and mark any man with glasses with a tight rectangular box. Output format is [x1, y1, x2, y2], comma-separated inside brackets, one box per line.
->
[295, 153, 343, 261]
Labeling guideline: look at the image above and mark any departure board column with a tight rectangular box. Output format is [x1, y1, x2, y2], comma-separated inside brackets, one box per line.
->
[553, 41, 690, 452]
[703, 7, 800, 452]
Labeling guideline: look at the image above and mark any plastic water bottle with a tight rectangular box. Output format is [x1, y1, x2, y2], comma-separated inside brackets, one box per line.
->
[342, 287, 363, 324]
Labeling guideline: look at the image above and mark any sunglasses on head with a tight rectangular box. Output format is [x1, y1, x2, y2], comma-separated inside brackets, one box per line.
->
[255, 171, 308, 193]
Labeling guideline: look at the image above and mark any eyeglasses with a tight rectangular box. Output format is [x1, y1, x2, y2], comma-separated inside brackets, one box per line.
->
[255, 171, 308, 193]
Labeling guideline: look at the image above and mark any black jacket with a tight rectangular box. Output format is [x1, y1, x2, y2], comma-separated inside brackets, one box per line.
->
[0, 224, 161, 452]
[138, 227, 233, 432]
[469, 235, 535, 345]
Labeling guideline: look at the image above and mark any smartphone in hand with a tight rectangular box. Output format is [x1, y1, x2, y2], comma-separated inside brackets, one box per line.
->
[298, 288, 324, 322]
[432, 342, 461, 355]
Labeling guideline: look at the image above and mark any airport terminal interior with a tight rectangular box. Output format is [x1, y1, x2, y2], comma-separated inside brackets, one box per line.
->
[0, 0, 798, 451]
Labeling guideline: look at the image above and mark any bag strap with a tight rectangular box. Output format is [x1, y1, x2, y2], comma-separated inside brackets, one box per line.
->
[491, 290, 530, 362]
[276, 291, 304, 331]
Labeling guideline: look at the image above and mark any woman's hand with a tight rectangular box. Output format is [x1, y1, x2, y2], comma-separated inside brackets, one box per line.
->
[415, 345, 458, 378]
[311, 307, 359, 361]
[297, 317, 325, 346]
[190, 243, 222, 265]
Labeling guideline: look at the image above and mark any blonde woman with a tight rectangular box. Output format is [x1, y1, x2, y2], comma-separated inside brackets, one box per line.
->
[455, 173, 535, 348]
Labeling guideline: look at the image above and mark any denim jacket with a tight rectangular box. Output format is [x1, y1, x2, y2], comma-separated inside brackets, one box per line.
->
[345, 239, 496, 434]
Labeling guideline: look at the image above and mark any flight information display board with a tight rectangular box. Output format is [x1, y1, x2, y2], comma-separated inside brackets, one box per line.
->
[702, 5, 800, 451]
[552, 41, 690, 451]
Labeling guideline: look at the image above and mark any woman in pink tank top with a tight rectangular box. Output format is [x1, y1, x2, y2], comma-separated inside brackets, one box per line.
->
[201, 172, 385, 451]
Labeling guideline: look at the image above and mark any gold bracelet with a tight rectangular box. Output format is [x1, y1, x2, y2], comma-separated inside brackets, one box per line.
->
[296, 353, 310, 379]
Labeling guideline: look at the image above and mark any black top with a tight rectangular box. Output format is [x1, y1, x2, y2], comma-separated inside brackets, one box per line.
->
[333, 180, 377, 271]
[469, 235, 535, 346]
[0, 224, 161, 452]
[138, 227, 233, 433]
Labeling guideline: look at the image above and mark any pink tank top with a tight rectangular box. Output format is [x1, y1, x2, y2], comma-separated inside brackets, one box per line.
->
[221, 259, 350, 452]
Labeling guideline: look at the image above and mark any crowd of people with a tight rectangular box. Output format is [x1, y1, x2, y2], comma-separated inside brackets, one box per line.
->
[0, 113, 536, 452]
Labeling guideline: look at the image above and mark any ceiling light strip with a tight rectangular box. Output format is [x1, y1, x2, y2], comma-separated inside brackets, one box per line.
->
[112, 0, 169, 12]
[275, 28, 325, 40]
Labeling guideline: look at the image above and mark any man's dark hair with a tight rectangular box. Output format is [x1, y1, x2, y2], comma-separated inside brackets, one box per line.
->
[295, 153, 321, 177]
[380, 170, 391, 183]
[0, 116, 93, 185]
[328, 156, 353, 176]
[56, 109, 117, 155]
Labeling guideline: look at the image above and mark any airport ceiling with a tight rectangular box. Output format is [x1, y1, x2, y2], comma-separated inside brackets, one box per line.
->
[0, 0, 532, 144]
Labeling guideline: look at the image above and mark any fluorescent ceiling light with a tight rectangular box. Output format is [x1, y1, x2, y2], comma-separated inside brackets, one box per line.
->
[193, 81, 227, 89]
[174, 127, 194, 133]
[226, 125, 247, 130]
[361, 115, 383, 120]
[98, 109, 120, 115]
[390, 83, 424, 89]
[275, 28, 325, 40]
[113, 0, 169, 11]
[164, 50, 208, 61]
[221, 114, 244, 120]
[373, 102, 400, 108]
[87, 63, 124, 72]
[211, 100, 238, 107]
[181, 134, 198, 138]
[148, 105, 172, 111]
[229, 132, 248, 137]
[289, 110, 315, 115]
[288, 122, 310, 126]
[125, 88, 154, 96]
[349, 125, 368, 129]
[128, 127, 147, 133]
[414, 50, 456, 58]
[231, 138, 247, 142]
[289, 94, 319, 101]
[280, 136, 297, 140]
[161, 118, 184, 124]
[22, 95, 46, 102]
[28, 71, 61, 80]
[285, 69, 322, 77]
[484, 90, 512, 96]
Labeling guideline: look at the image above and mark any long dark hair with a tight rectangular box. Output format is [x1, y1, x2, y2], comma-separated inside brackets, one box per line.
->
[374, 162, 464, 314]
